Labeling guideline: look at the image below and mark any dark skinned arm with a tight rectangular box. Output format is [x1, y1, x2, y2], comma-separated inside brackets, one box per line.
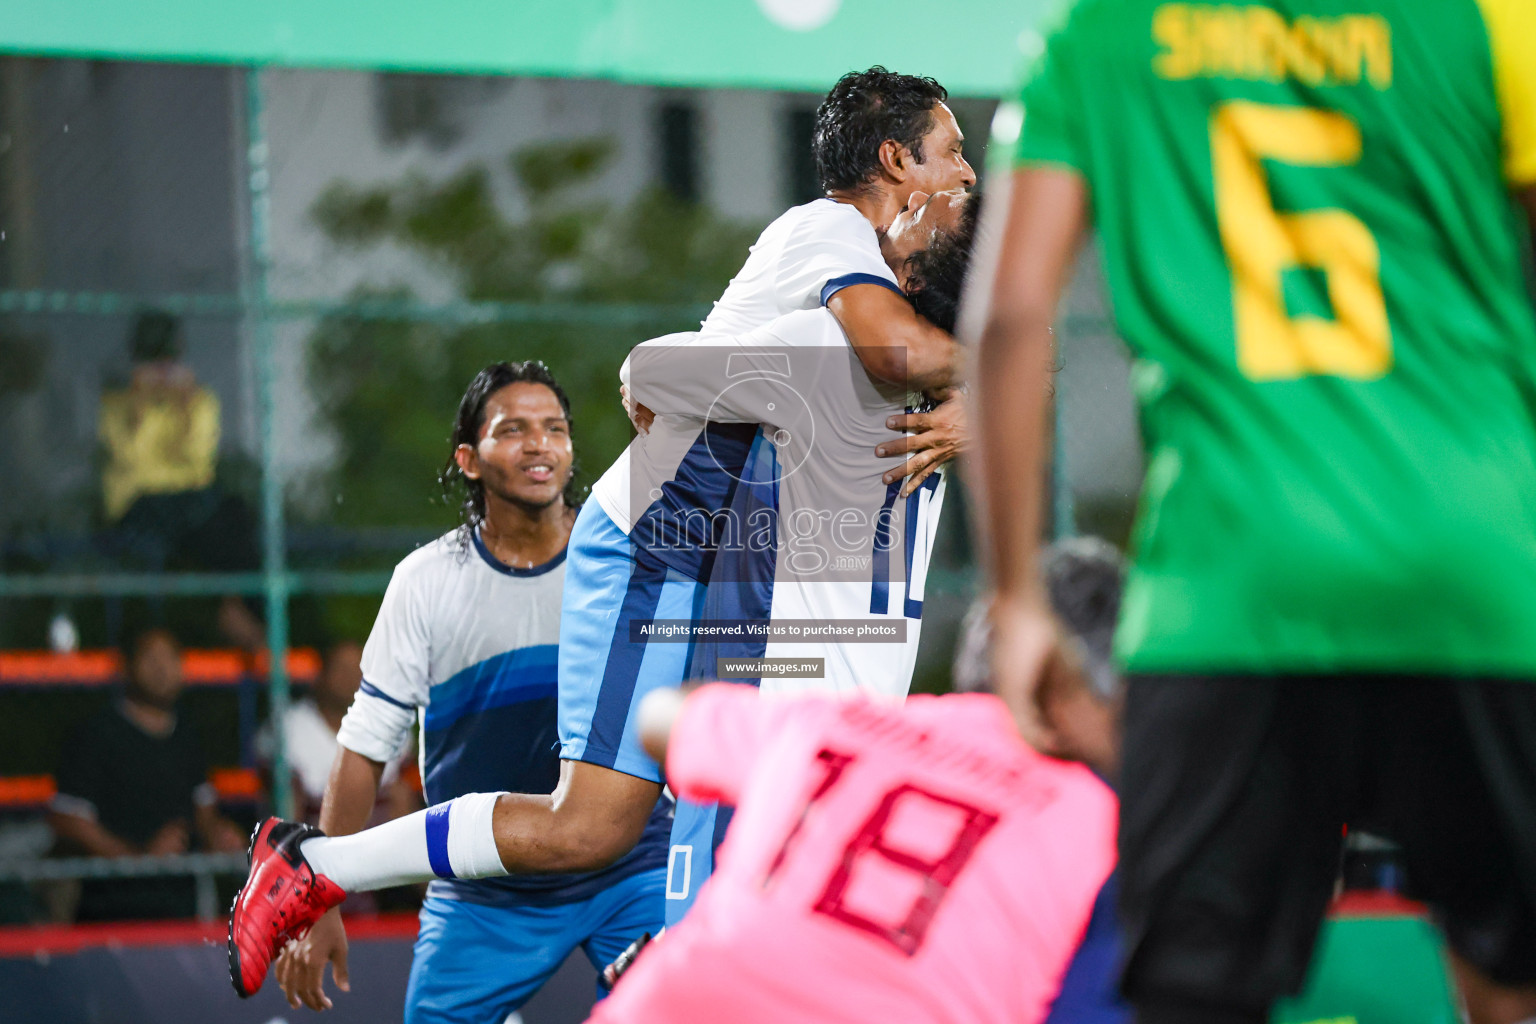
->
[828, 283, 959, 392]
[318, 747, 388, 837]
[276, 747, 387, 1011]
[878, 390, 968, 497]
[965, 166, 1090, 752]
[489, 760, 662, 874]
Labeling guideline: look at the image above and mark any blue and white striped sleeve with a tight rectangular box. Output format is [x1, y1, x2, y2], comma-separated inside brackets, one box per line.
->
[338, 556, 432, 764]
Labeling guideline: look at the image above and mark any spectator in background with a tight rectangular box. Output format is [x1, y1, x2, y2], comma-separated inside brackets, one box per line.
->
[257, 640, 418, 827]
[48, 627, 246, 921]
[99, 310, 220, 537]
[99, 310, 263, 648]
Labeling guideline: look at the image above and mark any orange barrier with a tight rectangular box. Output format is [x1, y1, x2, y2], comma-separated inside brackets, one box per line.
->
[208, 767, 262, 800]
[0, 768, 263, 809]
[0, 775, 56, 806]
[0, 651, 119, 685]
[0, 648, 321, 687]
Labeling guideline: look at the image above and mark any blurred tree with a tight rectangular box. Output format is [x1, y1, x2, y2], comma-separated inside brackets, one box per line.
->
[306, 139, 760, 530]
[304, 140, 761, 635]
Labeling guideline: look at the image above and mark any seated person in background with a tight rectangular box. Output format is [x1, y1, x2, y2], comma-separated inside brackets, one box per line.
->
[100, 310, 262, 644]
[49, 627, 246, 921]
[593, 540, 1126, 1024]
[100, 310, 221, 556]
[257, 640, 417, 827]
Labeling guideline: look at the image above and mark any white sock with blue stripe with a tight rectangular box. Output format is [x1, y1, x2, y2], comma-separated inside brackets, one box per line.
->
[298, 792, 509, 892]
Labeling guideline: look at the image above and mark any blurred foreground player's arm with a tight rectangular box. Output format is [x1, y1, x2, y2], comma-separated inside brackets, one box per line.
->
[638, 686, 803, 801]
[962, 1, 1099, 752]
[965, 168, 1089, 751]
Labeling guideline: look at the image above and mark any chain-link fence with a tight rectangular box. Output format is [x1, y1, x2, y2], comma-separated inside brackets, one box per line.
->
[0, 57, 1137, 925]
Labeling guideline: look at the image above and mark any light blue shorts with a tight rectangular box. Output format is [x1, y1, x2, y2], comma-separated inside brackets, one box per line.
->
[558, 501, 705, 784]
[403, 866, 665, 1024]
[664, 799, 735, 926]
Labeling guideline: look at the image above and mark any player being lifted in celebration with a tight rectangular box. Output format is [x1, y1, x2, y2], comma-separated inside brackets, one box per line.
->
[616, 189, 980, 919]
[602, 68, 975, 923]
[226, 67, 978, 987]
[970, 1, 1536, 1022]
[224, 185, 982, 989]
[689, 66, 976, 491]
[619, 192, 980, 703]
[591, 539, 1125, 1024]
[231, 363, 667, 1022]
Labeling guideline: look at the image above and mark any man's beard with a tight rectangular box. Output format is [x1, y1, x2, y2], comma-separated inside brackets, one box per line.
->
[486, 481, 562, 517]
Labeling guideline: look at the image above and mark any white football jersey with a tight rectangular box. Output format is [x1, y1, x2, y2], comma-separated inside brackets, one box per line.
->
[700, 198, 898, 336]
[338, 529, 565, 794]
[622, 309, 945, 700]
[591, 199, 898, 537]
[336, 529, 667, 905]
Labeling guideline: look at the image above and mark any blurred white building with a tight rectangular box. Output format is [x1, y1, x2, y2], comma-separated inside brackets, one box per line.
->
[0, 58, 1138, 538]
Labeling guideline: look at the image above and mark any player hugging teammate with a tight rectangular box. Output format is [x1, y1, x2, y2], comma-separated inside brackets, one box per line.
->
[227, 66, 1004, 1021]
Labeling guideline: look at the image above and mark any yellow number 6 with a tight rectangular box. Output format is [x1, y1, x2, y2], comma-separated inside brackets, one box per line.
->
[1212, 101, 1392, 380]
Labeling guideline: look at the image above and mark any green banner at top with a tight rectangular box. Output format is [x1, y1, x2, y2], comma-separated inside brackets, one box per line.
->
[2, 0, 1051, 96]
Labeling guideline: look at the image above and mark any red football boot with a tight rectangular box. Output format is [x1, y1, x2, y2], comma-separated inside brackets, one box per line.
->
[227, 817, 347, 998]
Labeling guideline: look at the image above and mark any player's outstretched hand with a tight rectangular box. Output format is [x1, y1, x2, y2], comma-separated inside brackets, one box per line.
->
[638, 688, 688, 764]
[275, 906, 350, 1011]
[878, 388, 967, 497]
[988, 596, 1068, 756]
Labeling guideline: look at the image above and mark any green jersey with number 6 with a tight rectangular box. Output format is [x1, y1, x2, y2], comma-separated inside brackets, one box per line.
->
[1015, 0, 1536, 675]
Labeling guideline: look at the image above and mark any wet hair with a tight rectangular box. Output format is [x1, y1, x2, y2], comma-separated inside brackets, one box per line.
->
[129, 309, 183, 363]
[951, 536, 1125, 699]
[903, 192, 984, 334]
[440, 361, 577, 543]
[813, 67, 949, 195]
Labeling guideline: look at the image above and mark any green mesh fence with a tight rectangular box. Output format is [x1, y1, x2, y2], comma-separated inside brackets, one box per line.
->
[0, 60, 1123, 824]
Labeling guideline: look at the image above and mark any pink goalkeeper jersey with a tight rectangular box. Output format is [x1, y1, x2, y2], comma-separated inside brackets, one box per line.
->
[588, 686, 1118, 1024]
